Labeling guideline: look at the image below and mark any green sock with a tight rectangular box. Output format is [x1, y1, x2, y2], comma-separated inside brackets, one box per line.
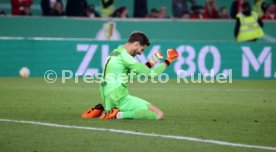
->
[121, 111, 134, 119]
[122, 110, 157, 120]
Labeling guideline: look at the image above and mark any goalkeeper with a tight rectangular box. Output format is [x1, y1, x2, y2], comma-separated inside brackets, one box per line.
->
[82, 32, 179, 120]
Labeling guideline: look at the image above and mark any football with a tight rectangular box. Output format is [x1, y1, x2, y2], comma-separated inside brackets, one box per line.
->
[19, 67, 30, 78]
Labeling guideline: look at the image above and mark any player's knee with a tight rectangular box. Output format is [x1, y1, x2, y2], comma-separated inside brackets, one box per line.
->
[156, 111, 164, 120]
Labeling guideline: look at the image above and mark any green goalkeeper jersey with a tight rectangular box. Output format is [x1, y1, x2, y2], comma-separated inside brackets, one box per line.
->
[100, 46, 166, 106]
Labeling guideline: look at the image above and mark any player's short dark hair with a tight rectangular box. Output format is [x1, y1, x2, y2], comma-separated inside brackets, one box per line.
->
[128, 32, 150, 46]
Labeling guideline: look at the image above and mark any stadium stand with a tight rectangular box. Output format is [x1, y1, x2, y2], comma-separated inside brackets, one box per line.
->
[1, 0, 273, 18]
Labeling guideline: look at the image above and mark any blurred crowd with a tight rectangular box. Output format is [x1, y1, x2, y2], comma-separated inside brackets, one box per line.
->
[0, 0, 275, 20]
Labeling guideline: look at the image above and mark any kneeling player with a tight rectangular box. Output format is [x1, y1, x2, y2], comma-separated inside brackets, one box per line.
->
[82, 32, 179, 120]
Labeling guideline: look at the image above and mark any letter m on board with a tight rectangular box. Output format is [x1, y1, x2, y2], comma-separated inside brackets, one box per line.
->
[242, 46, 272, 78]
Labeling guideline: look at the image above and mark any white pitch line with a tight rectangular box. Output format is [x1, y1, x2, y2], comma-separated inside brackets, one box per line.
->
[1, 118, 276, 151]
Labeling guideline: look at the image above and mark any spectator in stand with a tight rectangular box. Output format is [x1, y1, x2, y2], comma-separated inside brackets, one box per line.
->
[133, 0, 148, 18]
[190, 5, 208, 19]
[87, 4, 100, 18]
[172, 0, 196, 18]
[11, 0, 32, 15]
[66, 0, 88, 17]
[160, 6, 170, 18]
[262, 4, 276, 20]
[220, 7, 230, 19]
[51, 0, 65, 16]
[204, 0, 219, 18]
[110, 6, 128, 18]
[41, 0, 64, 16]
[181, 10, 190, 19]
[147, 8, 160, 18]
[20, 2, 32, 16]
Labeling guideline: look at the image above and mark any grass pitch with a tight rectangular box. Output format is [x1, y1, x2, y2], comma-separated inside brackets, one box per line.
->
[0, 78, 276, 152]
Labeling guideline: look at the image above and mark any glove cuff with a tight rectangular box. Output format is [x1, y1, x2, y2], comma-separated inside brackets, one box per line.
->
[145, 61, 154, 68]
[164, 59, 171, 66]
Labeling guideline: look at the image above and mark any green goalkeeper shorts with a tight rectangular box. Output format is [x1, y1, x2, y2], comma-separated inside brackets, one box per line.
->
[102, 84, 151, 111]
[104, 93, 151, 112]
[117, 95, 151, 112]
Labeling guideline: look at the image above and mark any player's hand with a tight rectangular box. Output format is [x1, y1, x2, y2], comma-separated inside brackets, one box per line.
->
[150, 50, 163, 64]
[166, 48, 179, 64]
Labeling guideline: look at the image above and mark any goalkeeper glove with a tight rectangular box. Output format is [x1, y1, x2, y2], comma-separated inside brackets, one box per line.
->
[164, 48, 179, 66]
[146, 50, 163, 68]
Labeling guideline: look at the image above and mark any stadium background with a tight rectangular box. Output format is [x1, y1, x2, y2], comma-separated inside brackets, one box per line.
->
[0, 0, 276, 79]
[1, 0, 234, 16]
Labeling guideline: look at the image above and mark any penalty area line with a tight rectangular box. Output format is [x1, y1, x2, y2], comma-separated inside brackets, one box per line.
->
[0, 118, 276, 151]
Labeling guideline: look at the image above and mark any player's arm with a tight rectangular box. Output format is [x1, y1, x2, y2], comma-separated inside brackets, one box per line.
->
[128, 48, 179, 77]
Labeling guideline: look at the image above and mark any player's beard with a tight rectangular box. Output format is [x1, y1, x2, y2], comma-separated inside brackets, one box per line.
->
[131, 49, 140, 57]
[134, 49, 142, 56]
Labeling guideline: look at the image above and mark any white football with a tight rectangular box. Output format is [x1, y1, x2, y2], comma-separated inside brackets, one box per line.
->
[19, 67, 30, 78]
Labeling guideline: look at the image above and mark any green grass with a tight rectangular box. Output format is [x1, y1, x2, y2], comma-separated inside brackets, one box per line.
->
[0, 78, 276, 152]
